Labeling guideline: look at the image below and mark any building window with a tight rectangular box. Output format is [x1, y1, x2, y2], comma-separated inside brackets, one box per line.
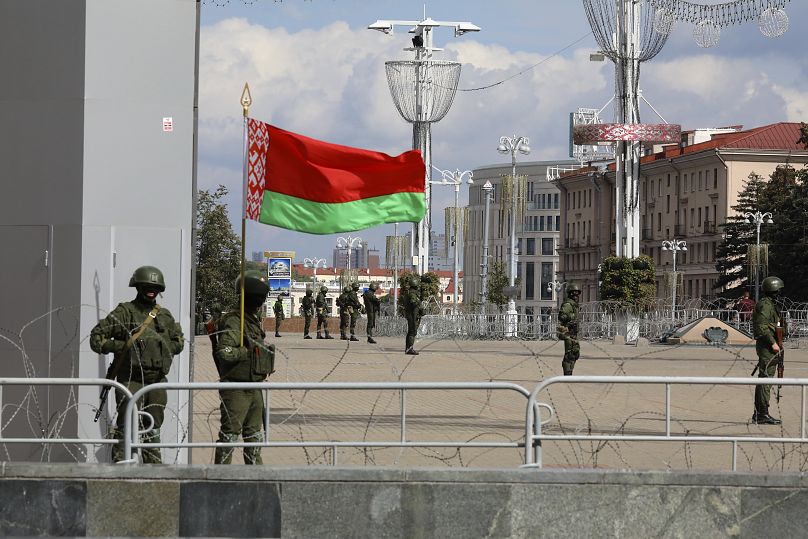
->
[657, 212, 662, 231]
[555, 216, 560, 231]
[541, 262, 553, 300]
[525, 262, 535, 300]
[542, 238, 554, 255]
[714, 168, 718, 189]
[666, 194, 670, 213]
[699, 171, 703, 190]
[667, 173, 671, 187]
[684, 174, 688, 192]
[553, 193, 559, 209]
[539, 216, 545, 231]
[526, 238, 535, 255]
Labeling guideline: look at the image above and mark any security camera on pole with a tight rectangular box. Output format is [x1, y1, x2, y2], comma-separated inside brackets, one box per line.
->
[497, 135, 530, 337]
[370, 12, 480, 274]
[432, 167, 473, 315]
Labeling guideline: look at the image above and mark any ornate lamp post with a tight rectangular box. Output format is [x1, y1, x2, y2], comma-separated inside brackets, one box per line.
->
[547, 280, 567, 310]
[661, 239, 687, 318]
[743, 211, 773, 302]
[432, 167, 473, 314]
[336, 235, 362, 276]
[497, 135, 530, 336]
[479, 181, 494, 316]
[303, 257, 327, 283]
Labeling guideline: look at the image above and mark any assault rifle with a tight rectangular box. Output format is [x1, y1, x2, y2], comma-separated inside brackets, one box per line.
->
[775, 317, 785, 402]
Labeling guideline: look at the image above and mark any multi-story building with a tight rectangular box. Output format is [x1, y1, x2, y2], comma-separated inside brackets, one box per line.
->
[429, 232, 453, 272]
[464, 160, 577, 315]
[555, 122, 808, 301]
[332, 240, 369, 269]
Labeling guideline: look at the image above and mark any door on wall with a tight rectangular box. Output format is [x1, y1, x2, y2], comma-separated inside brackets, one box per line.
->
[0, 225, 52, 460]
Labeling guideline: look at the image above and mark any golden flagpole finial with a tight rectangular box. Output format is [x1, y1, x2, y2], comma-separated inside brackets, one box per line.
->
[241, 82, 253, 118]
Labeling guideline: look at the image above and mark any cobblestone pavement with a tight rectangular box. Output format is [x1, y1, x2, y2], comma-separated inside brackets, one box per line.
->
[190, 331, 808, 471]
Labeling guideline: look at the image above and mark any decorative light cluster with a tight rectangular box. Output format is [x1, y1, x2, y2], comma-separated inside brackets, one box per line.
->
[648, 0, 790, 48]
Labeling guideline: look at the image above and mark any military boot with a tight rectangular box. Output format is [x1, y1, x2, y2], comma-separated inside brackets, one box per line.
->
[340, 333, 347, 340]
[325, 331, 334, 339]
[752, 407, 782, 425]
[367, 337, 377, 344]
[275, 332, 282, 338]
[304, 334, 312, 339]
[317, 332, 324, 339]
[405, 347, 419, 355]
[350, 334, 359, 342]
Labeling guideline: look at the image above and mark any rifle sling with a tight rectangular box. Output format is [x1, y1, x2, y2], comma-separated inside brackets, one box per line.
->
[108, 305, 161, 379]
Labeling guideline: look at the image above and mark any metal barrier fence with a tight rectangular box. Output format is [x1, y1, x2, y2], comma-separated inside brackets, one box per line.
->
[0, 378, 133, 447]
[123, 381, 541, 465]
[396, 306, 808, 342]
[525, 376, 808, 471]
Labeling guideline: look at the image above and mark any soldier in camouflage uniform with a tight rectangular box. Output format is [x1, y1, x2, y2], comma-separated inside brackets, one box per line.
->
[301, 288, 315, 339]
[213, 270, 275, 464]
[348, 282, 363, 341]
[90, 265, 184, 463]
[403, 274, 423, 355]
[273, 296, 284, 337]
[315, 285, 333, 339]
[752, 276, 785, 425]
[363, 283, 381, 344]
[338, 286, 351, 340]
[557, 282, 581, 375]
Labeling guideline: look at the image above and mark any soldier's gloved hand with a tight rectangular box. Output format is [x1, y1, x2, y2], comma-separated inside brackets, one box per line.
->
[101, 339, 125, 354]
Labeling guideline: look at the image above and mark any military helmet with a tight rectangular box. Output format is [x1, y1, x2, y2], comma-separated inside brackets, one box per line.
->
[409, 274, 420, 287]
[305, 288, 313, 296]
[369, 282, 378, 291]
[567, 282, 581, 294]
[343, 286, 351, 293]
[129, 266, 165, 291]
[352, 282, 360, 290]
[762, 276, 785, 293]
[235, 270, 270, 296]
[320, 285, 328, 293]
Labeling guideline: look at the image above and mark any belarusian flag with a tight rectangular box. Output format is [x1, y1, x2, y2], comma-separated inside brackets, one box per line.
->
[245, 120, 426, 234]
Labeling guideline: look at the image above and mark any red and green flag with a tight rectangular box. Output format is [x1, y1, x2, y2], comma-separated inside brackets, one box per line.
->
[245, 120, 426, 234]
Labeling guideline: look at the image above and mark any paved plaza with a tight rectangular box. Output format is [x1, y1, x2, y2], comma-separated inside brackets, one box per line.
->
[189, 332, 808, 472]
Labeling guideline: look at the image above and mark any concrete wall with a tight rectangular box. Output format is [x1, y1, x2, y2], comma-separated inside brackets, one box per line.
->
[1, 463, 806, 537]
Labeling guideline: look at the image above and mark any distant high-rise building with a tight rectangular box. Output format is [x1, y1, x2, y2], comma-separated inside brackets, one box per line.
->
[429, 233, 453, 272]
[251, 251, 265, 263]
[332, 240, 369, 269]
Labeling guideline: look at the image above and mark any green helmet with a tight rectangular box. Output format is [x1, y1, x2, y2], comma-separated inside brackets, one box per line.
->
[320, 285, 328, 294]
[305, 288, 313, 296]
[129, 266, 165, 291]
[235, 270, 270, 296]
[567, 282, 581, 294]
[762, 276, 785, 293]
[409, 274, 420, 287]
[369, 282, 378, 291]
[352, 282, 360, 290]
[343, 286, 351, 293]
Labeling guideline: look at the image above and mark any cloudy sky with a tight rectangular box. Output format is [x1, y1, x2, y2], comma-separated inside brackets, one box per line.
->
[197, 0, 808, 265]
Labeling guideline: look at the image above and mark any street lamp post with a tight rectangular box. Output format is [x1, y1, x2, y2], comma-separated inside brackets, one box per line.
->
[547, 280, 567, 310]
[303, 257, 327, 283]
[497, 135, 530, 336]
[336, 236, 362, 282]
[743, 211, 774, 302]
[432, 167, 473, 315]
[661, 239, 687, 319]
[480, 181, 494, 316]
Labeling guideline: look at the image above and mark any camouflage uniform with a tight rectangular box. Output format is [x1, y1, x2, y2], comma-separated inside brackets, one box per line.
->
[338, 286, 351, 340]
[315, 286, 333, 339]
[213, 271, 275, 464]
[752, 276, 785, 425]
[403, 275, 423, 355]
[90, 266, 184, 463]
[363, 283, 381, 344]
[347, 283, 363, 341]
[301, 289, 315, 339]
[557, 284, 581, 376]
[273, 297, 285, 337]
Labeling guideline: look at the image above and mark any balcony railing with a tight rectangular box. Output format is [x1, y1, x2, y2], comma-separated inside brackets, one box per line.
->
[703, 221, 716, 234]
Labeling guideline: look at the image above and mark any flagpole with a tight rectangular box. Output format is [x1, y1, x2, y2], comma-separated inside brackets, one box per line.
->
[240, 83, 253, 347]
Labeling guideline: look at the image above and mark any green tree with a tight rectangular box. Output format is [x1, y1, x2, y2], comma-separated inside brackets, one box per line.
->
[766, 166, 808, 300]
[713, 172, 768, 297]
[599, 255, 656, 309]
[196, 186, 241, 317]
[486, 261, 509, 313]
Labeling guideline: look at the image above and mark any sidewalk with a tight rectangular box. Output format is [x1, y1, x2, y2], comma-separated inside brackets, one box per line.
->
[190, 332, 808, 471]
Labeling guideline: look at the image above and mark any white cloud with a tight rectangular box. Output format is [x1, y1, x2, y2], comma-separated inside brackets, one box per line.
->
[198, 17, 807, 261]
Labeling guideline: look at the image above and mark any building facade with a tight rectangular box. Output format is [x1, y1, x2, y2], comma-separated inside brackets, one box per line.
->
[464, 160, 576, 315]
[555, 123, 808, 301]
